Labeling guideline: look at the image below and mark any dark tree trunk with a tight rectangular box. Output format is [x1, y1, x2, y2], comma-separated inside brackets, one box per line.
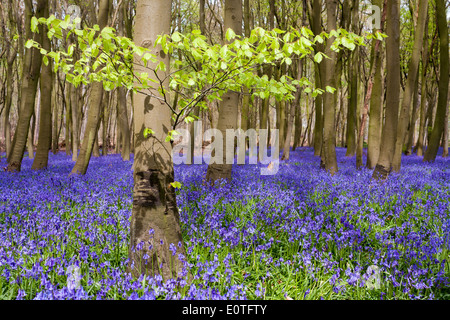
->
[372, 0, 401, 180]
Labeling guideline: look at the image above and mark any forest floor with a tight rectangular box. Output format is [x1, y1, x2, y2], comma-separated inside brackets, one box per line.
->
[0, 148, 449, 300]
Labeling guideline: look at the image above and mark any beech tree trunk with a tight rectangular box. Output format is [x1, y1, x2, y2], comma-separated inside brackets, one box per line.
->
[117, 3, 131, 161]
[404, 69, 421, 155]
[7, 0, 45, 172]
[52, 75, 59, 154]
[205, 0, 242, 183]
[70, 83, 79, 161]
[345, 0, 359, 157]
[311, 0, 323, 157]
[392, 0, 428, 172]
[423, 0, 449, 162]
[282, 61, 303, 160]
[129, 0, 186, 280]
[372, 0, 401, 180]
[366, 0, 386, 169]
[3, 47, 16, 159]
[32, 3, 52, 170]
[320, 0, 338, 174]
[70, 0, 109, 175]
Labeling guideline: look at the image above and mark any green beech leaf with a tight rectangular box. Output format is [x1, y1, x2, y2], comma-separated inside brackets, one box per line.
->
[31, 17, 39, 32]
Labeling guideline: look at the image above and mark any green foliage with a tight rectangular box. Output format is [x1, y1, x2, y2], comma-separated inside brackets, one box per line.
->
[26, 16, 369, 137]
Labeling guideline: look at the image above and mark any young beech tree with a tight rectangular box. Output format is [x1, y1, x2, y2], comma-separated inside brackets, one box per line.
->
[205, 0, 243, 184]
[423, 0, 449, 163]
[129, 0, 185, 280]
[372, 0, 401, 180]
[27, 11, 364, 277]
[7, 0, 46, 172]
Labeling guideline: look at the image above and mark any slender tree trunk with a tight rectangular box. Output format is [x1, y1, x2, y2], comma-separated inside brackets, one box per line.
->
[443, 96, 449, 157]
[65, 83, 72, 156]
[117, 3, 130, 161]
[372, 0, 401, 180]
[423, 0, 449, 162]
[70, 0, 109, 175]
[206, 0, 242, 183]
[345, 0, 359, 157]
[129, 0, 186, 280]
[414, 26, 430, 156]
[239, 0, 251, 152]
[93, 132, 100, 157]
[310, 0, 323, 157]
[293, 98, 302, 150]
[282, 61, 303, 160]
[70, 84, 79, 161]
[52, 75, 59, 154]
[392, 0, 428, 172]
[366, 0, 386, 169]
[27, 111, 35, 159]
[7, 0, 45, 172]
[32, 3, 52, 170]
[3, 49, 16, 159]
[117, 87, 130, 160]
[102, 91, 110, 156]
[404, 69, 421, 155]
[188, 0, 206, 164]
[320, 0, 338, 174]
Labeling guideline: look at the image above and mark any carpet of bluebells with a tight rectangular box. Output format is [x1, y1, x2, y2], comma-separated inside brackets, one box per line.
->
[0, 148, 449, 300]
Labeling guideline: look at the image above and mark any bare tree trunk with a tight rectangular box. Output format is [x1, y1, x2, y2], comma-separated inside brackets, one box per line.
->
[310, 0, 323, 157]
[102, 91, 110, 156]
[443, 95, 449, 157]
[70, 0, 109, 175]
[52, 75, 59, 154]
[205, 0, 242, 183]
[364, 0, 386, 169]
[345, 0, 359, 157]
[392, 0, 428, 171]
[404, 69, 420, 155]
[129, 0, 186, 280]
[7, 0, 46, 172]
[65, 82, 72, 156]
[372, 0, 401, 180]
[320, 0, 338, 174]
[70, 83, 79, 161]
[117, 3, 130, 161]
[423, 0, 449, 162]
[414, 31, 430, 156]
[32, 3, 52, 170]
[3, 48, 16, 159]
[282, 61, 303, 160]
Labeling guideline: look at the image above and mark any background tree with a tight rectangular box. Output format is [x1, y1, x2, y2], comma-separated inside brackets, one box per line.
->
[372, 0, 401, 180]
[7, 0, 46, 172]
[423, 0, 449, 162]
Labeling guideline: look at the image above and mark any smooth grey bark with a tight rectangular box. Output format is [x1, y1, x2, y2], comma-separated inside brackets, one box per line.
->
[129, 0, 186, 280]
[117, 3, 130, 161]
[205, 0, 243, 183]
